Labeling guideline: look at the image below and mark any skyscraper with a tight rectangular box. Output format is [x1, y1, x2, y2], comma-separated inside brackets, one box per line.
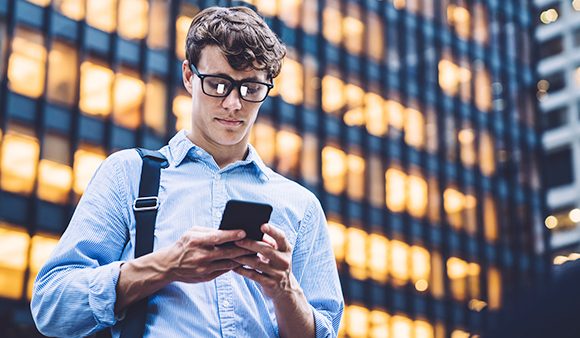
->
[0, 0, 546, 337]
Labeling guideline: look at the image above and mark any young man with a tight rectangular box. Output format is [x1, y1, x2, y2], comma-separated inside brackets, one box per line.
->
[31, 6, 344, 338]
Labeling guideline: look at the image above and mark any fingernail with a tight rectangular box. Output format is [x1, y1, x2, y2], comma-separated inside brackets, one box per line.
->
[238, 231, 245, 238]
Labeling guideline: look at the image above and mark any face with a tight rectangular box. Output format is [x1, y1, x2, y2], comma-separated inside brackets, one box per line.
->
[182, 45, 268, 151]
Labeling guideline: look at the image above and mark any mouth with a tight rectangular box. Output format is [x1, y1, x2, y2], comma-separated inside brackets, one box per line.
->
[215, 118, 244, 127]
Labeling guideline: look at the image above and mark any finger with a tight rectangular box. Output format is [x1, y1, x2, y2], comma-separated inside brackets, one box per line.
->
[261, 224, 290, 252]
[262, 233, 277, 250]
[234, 240, 289, 271]
[234, 266, 270, 285]
[206, 259, 243, 272]
[206, 230, 246, 245]
[232, 255, 275, 275]
[210, 246, 255, 260]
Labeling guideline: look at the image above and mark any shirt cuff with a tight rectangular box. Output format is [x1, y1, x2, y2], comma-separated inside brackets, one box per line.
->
[312, 306, 336, 338]
[88, 261, 125, 327]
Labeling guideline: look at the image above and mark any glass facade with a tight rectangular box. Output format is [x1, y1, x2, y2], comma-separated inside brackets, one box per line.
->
[0, 0, 546, 337]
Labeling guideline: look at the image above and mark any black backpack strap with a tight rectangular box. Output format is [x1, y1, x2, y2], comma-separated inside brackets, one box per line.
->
[119, 148, 168, 338]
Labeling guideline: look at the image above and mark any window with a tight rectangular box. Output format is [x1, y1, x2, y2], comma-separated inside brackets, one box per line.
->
[118, 0, 148, 40]
[322, 146, 347, 195]
[346, 228, 367, 280]
[144, 77, 167, 136]
[254, 0, 277, 17]
[38, 134, 73, 204]
[344, 3, 364, 56]
[430, 251, 445, 298]
[474, 66, 492, 112]
[438, 58, 471, 98]
[278, 56, 304, 105]
[447, 257, 480, 301]
[0, 126, 39, 195]
[427, 177, 441, 223]
[300, 133, 319, 185]
[172, 91, 191, 131]
[368, 155, 384, 208]
[27, 234, 59, 300]
[302, 0, 318, 34]
[386, 99, 405, 130]
[488, 267, 502, 309]
[369, 234, 389, 283]
[392, 315, 412, 337]
[47, 40, 78, 106]
[322, 74, 345, 114]
[544, 147, 574, 189]
[405, 108, 425, 149]
[411, 246, 430, 291]
[345, 305, 369, 338]
[148, 0, 169, 49]
[479, 131, 495, 176]
[0, 19, 6, 79]
[303, 55, 319, 109]
[26, 0, 49, 6]
[323, 0, 342, 45]
[407, 172, 428, 218]
[444, 188, 477, 230]
[484, 194, 498, 242]
[327, 220, 346, 263]
[175, 4, 199, 60]
[369, 310, 389, 338]
[251, 122, 276, 166]
[386, 168, 406, 213]
[79, 60, 114, 117]
[113, 70, 145, 129]
[0, 224, 29, 299]
[458, 128, 476, 167]
[347, 154, 365, 201]
[278, 0, 301, 29]
[365, 91, 388, 137]
[53, 0, 85, 21]
[276, 129, 302, 176]
[344, 82, 365, 127]
[389, 240, 409, 286]
[73, 145, 106, 195]
[86, 0, 117, 33]
[366, 12, 384, 62]
[7, 27, 46, 98]
[447, 4, 470, 40]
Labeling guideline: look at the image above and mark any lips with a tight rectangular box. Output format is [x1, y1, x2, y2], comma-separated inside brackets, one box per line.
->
[215, 118, 243, 127]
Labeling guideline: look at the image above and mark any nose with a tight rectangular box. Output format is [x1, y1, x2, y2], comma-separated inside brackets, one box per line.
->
[221, 86, 243, 110]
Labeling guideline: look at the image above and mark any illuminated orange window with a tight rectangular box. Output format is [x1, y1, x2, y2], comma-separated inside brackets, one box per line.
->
[327, 220, 346, 263]
[343, 84, 365, 127]
[346, 228, 368, 280]
[278, 0, 301, 29]
[73, 146, 106, 195]
[322, 75, 346, 113]
[386, 100, 405, 130]
[346, 305, 369, 338]
[254, 0, 277, 16]
[411, 246, 430, 288]
[27, 234, 59, 299]
[276, 130, 302, 175]
[26, 0, 50, 6]
[385, 168, 406, 213]
[322, 146, 347, 195]
[488, 267, 502, 309]
[80, 61, 114, 117]
[369, 310, 389, 338]
[251, 122, 276, 166]
[347, 154, 365, 201]
[438, 59, 471, 97]
[47, 41, 78, 106]
[148, 0, 169, 49]
[38, 134, 73, 204]
[365, 92, 387, 137]
[458, 128, 476, 167]
[405, 108, 425, 149]
[447, 257, 481, 301]
[484, 194, 498, 242]
[407, 174, 428, 218]
[86, 0, 117, 33]
[172, 92, 191, 132]
[144, 78, 167, 136]
[368, 156, 385, 208]
[0, 224, 29, 299]
[447, 4, 471, 40]
[368, 234, 389, 283]
[323, 1, 342, 45]
[7, 27, 46, 98]
[430, 251, 445, 299]
[303, 55, 319, 109]
[175, 4, 199, 59]
[278, 57, 304, 105]
[415, 320, 435, 338]
[53, 0, 85, 21]
[366, 12, 384, 62]
[300, 134, 319, 185]
[479, 131, 496, 176]
[113, 71, 145, 129]
[0, 129, 39, 195]
[389, 240, 409, 285]
[118, 0, 148, 40]
[391, 315, 412, 338]
[473, 4, 489, 44]
[474, 67, 492, 112]
[343, 3, 364, 55]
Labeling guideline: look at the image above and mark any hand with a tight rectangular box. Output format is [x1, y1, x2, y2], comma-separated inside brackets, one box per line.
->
[165, 227, 253, 283]
[232, 224, 298, 301]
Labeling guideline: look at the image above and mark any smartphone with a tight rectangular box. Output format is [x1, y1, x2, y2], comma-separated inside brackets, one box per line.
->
[218, 200, 273, 242]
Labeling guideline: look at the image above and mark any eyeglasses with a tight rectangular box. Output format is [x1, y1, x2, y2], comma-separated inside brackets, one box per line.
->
[189, 63, 273, 103]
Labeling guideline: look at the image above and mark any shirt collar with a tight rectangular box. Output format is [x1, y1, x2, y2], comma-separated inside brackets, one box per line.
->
[167, 130, 272, 181]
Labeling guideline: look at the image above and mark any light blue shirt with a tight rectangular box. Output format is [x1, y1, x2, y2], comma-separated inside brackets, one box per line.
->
[31, 130, 344, 338]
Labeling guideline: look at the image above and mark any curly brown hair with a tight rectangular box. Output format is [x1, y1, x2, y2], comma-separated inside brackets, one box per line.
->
[185, 6, 287, 80]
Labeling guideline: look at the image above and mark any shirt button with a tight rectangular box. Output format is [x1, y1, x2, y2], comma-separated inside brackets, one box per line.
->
[196, 150, 203, 156]
[223, 300, 230, 307]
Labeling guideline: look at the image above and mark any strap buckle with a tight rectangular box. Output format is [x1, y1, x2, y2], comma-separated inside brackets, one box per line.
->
[133, 197, 159, 211]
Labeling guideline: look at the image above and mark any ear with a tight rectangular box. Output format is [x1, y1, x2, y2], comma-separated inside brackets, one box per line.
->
[182, 60, 193, 95]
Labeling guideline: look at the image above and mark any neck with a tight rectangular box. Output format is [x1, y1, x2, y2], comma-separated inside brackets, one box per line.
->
[186, 132, 249, 169]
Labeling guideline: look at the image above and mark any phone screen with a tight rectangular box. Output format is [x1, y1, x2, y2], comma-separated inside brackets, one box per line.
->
[218, 200, 273, 242]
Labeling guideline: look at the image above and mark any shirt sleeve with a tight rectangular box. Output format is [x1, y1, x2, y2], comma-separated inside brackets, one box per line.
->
[30, 151, 133, 338]
[292, 196, 344, 338]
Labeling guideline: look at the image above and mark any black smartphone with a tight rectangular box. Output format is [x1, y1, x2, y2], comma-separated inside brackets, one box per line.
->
[218, 200, 273, 242]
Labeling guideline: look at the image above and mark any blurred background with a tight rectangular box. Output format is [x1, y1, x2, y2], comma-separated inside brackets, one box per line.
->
[0, 0, 578, 337]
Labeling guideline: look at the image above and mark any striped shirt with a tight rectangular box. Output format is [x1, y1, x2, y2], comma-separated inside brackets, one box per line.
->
[31, 130, 344, 338]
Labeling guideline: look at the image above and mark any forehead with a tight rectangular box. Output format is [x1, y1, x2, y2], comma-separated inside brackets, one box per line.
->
[197, 45, 268, 81]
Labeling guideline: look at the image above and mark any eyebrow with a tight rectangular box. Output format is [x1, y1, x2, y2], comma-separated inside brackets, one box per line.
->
[212, 71, 266, 83]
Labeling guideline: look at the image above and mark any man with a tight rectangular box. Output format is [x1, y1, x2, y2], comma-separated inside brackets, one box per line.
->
[31, 6, 344, 338]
